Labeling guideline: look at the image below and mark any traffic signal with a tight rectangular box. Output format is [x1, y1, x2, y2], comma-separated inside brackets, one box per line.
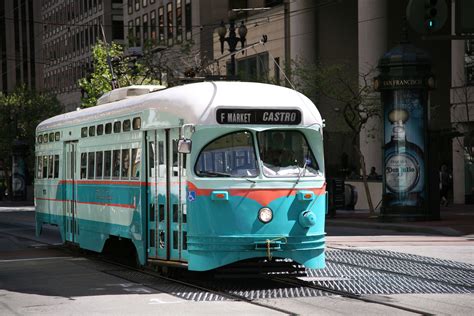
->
[407, 0, 448, 34]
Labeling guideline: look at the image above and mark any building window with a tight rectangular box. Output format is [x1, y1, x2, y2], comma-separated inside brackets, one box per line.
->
[142, 0, 147, 8]
[128, 20, 134, 46]
[135, 0, 139, 11]
[235, 52, 269, 82]
[159, 6, 164, 43]
[150, 10, 157, 41]
[112, 14, 124, 41]
[466, 40, 474, 85]
[143, 14, 149, 42]
[185, 0, 191, 40]
[167, 2, 173, 45]
[176, 0, 182, 43]
[135, 17, 141, 47]
[127, 0, 133, 14]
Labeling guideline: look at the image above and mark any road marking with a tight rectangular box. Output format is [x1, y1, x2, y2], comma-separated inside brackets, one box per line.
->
[148, 298, 184, 305]
[0, 256, 72, 263]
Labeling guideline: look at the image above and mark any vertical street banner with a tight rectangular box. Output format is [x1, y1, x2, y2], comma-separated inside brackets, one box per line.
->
[383, 88, 426, 207]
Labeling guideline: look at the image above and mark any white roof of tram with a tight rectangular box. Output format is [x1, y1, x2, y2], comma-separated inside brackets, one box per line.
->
[37, 81, 323, 132]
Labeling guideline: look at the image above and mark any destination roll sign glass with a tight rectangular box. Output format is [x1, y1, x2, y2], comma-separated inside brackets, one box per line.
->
[216, 109, 301, 125]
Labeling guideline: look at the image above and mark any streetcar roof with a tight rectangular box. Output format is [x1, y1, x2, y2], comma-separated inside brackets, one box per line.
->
[37, 81, 323, 132]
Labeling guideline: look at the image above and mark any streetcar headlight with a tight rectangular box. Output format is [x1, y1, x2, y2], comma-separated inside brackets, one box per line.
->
[258, 207, 273, 223]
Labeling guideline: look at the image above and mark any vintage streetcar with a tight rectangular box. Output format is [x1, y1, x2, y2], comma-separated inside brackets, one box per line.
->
[35, 81, 327, 271]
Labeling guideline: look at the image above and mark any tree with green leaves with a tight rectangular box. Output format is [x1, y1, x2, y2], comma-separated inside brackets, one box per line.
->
[79, 40, 209, 108]
[0, 86, 62, 196]
[292, 60, 380, 216]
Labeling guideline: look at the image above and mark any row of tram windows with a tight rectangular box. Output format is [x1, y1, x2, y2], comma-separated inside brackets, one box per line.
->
[36, 155, 60, 179]
[37, 131, 60, 143]
[81, 148, 141, 180]
[81, 117, 141, 138]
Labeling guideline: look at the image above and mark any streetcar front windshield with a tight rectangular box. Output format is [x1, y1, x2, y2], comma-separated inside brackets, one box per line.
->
[257, 130, 320, 177]
[195, 131, 259, 177]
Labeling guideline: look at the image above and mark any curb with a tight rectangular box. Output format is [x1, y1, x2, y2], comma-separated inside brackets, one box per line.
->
[326, 219, 464, 237]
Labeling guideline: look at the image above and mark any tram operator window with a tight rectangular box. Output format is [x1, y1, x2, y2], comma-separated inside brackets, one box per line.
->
[257, 130, 320, 177]
[195, 131, 258, 177]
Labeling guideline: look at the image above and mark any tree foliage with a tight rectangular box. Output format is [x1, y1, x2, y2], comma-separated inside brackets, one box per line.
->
[292, 60, 381, 215]
[79, 40, 209, 108]
[0, 86, 62, 180]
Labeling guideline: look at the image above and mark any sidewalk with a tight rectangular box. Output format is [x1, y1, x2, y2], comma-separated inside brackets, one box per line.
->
[327, 204, 474, 237]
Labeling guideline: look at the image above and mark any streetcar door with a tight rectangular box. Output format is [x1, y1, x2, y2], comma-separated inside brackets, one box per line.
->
[169, 128, 188, 261]
[146, 130, 167, 259]
[146, 129, 187, 262]
[64, 141, 78, 243]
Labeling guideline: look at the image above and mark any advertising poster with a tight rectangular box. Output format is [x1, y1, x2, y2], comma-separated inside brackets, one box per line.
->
[383, 89, 426, 207]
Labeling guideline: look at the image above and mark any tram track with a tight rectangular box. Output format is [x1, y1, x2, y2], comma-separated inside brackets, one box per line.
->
[1, 224, 471, 315]
[265, 275, 435, 316]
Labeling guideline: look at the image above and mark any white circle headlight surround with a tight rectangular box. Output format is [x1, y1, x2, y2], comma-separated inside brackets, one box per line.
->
[258, 207, 273, 223]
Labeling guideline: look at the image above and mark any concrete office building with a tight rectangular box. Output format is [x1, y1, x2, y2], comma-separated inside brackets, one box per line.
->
[41, 0, 124, 112]
[124, 0, 227, 81]
[214, 0, 473, 205]
[0, 0, 43, 93]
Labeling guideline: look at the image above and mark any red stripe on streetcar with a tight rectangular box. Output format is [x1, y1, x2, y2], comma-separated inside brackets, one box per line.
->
[35, 197, 136, 209]
[187, 182, 327, 206]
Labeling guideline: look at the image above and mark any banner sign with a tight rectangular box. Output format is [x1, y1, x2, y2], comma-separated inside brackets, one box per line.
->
[383, 89, 426, 207]
[216, 109, 301, 125]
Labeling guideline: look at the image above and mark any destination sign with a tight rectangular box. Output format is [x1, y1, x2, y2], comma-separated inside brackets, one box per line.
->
[216, 109, 302, 125]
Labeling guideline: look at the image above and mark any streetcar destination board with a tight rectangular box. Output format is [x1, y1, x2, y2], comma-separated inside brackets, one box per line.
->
[216, 109, 301, 125]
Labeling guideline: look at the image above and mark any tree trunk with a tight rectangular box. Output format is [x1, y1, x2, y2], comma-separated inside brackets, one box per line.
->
[354, 144, 375, 216]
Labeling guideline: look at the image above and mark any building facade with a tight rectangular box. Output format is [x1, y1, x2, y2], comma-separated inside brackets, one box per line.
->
[213, 0, 473, 205]
[41, 0, 124, 112]
[0, 0, 43, 93]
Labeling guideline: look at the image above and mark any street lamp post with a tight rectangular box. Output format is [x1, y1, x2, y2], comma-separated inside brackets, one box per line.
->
[217, 20, 247, 77]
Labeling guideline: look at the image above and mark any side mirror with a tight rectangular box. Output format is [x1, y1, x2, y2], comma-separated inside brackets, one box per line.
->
[178, 138, 192, 154]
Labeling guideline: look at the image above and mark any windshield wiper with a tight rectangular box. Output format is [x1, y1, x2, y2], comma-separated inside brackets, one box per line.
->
[295, 158, 310, 186]
[198, 171, 232, 177]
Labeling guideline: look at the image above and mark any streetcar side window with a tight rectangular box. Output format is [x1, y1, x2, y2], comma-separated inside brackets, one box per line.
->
[54, 155, 59, 178]
[131, 148, 141, 179]
[80, 153, 87, 179]
[96, 151, 103, 179]
[88, 152, 95, 179]
[148, 142, 155, 176]
[55, 132, 60, 141]
[121, 149, 130, 179]
[133, 117, 141, 130]
[37, 156, 43, 179]
[112, 150, 121, 178]
[104, 150, 112, 178]
[105, 123, 112, 134]
[49, 133, 54, 142]
[81, 127, 88, 138]
[97, 124, 104, 136]
[113, 121, 121, 133]
[48, 155, 54, 178]
[42, 156, 48, 178]
[43, 134, 48, 143]
[37, 136, 42, 144]
[172, 139, 178, 177]
[123, 119, 131, 132]
[89, 126, 96, 137]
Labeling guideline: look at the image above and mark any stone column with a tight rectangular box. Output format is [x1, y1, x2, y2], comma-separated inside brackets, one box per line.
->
[450, 0, 468, 204]
[358, 0, 387, 176]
